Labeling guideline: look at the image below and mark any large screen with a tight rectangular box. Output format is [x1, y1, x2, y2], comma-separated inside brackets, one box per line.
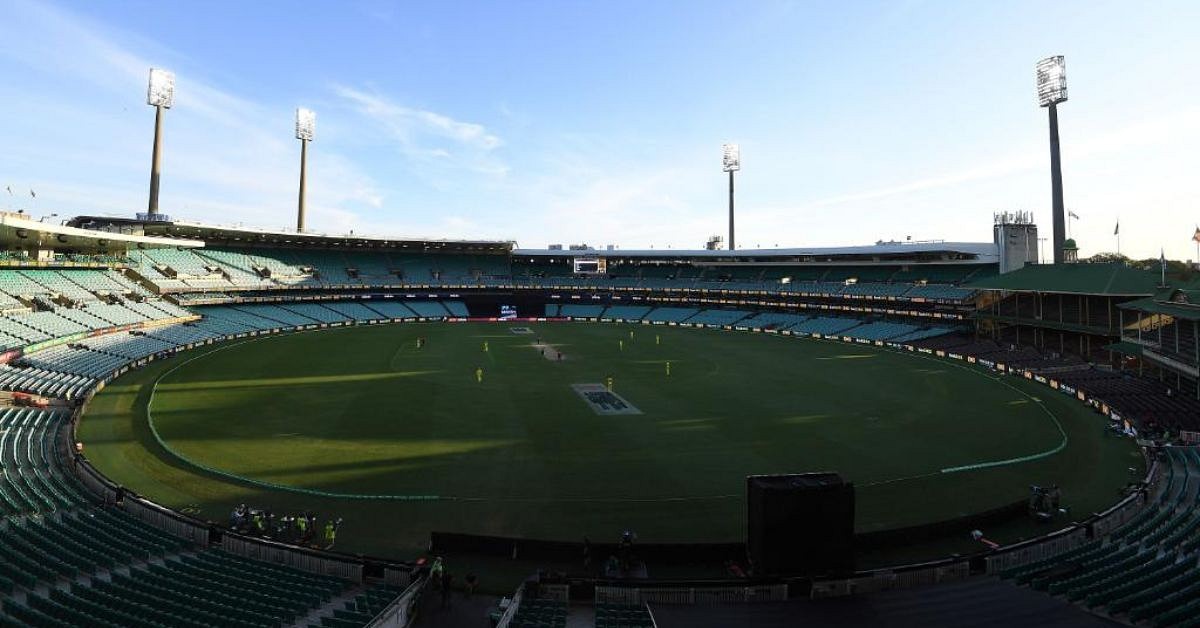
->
[573, 257, 606, 274]
[499, 305, 517, 320]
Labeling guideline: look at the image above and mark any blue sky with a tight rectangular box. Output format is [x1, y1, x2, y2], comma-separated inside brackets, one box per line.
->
[0, 0, 1197, 260]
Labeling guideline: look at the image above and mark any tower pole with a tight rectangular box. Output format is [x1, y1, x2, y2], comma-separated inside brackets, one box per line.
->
[1048, 102, 1066, 264]
[148, 105, 164, 216]
[297, 139, 308, 232]
[728, 169, 735, 250]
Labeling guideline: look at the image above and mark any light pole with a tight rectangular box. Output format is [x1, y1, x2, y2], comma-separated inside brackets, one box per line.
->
[295, 108, 316, 232]
[1036, 56, 1068, 264]
[146, 68, 175, 218]
[722, 143, 740, 250]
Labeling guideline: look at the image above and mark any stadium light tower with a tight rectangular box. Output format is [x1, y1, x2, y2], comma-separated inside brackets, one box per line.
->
[295, 108, 316, 232]
[145, 68, 175, 218]
[1036, 56, 1068, 264]
[722, 143, 740, 250]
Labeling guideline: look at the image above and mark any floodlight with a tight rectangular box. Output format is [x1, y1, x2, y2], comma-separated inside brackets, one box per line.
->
[147, 68, 175, 108]
[295, 108, 316, 141]
[722, 143, 741, 172]
[1035, 56, 1067, 107]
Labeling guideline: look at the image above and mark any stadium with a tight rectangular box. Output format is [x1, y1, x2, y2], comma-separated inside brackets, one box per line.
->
[2, 4, 1200, 628]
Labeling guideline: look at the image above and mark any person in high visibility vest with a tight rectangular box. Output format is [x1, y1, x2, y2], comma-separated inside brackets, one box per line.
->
[629, 330, 634, 339]
[666, 361, 671, 376]
[618, 339, 624, 351]
[483, 341, 489, 352]
[297, 515, 308, 541]
[606, 376, 613, 392]
[324, 520, 336, 548]
[475, 367, 484, 383]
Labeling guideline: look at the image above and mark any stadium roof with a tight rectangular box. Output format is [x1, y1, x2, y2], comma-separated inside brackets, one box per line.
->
[67, 215, 514, 253]
[1118, 295, 1200, 321]
[0, 212, 199, 251]
[967, 262, 1160, 296]
[514, 242, 998, 264]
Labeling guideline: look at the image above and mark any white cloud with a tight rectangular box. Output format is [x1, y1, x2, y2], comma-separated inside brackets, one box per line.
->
[333, 85, 504, 177]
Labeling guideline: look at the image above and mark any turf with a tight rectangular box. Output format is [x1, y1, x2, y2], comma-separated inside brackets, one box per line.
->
[78, 321, 1141, 563]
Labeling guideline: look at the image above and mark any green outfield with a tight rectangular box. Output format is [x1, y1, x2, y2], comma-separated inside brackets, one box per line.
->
[79, 322, 1141, 562]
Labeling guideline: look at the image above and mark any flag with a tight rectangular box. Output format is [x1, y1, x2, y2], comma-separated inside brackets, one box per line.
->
[1193, 226, 1200, 243]
[4, 186, 10, 196]
[29, 189, 35, 199]
[1113, 221, 1119, 236]
[1068, 211, 1079, 219]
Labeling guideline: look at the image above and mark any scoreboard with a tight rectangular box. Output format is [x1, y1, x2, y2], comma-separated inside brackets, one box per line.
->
[573, 257, 606, 274]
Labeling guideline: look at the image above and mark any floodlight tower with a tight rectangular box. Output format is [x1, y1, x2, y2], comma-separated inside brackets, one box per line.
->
[295, 108, 316, 232]
[1036, 56, 1068, 264]
[145, 68, 175, 217]
[722, 143, 740, 250]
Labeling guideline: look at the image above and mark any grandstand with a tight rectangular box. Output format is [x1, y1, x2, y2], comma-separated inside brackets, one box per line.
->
[0, 211, 1193, 628]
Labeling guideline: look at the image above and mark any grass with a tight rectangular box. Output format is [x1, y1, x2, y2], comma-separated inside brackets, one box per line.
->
[78, 321, 1141, 570]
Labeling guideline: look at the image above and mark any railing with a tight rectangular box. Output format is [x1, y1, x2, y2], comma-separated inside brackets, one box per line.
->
[494, 584, 525, 628]
[218, 534, 365, 581]
[811, 560, 970, 598]
[595, 583, 788, 606]
[365, 576, 427, 628]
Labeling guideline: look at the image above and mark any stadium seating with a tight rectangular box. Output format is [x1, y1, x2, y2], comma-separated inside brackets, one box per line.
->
[560, 304, 605, 318]
[791, 316, 863, 336]
[507, 598, 567, 628]
[323, 301, 387, 322]
[644, 307, 699, 323]
[595, 603, 654, 628]
[0, 407, 88, 517]
[686, 309, 752, 326]
[841, 321, 921, 341]
[737, 312, 810, 330]
[600, 305, 652, 320]
[406, 301, 450, 318]
[362, 301, 418, 320]
[1002, 447, 1200, 626]
[280, 303, 352, 324]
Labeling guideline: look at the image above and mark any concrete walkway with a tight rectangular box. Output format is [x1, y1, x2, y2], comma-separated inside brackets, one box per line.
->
[412, 588, 500, 628]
